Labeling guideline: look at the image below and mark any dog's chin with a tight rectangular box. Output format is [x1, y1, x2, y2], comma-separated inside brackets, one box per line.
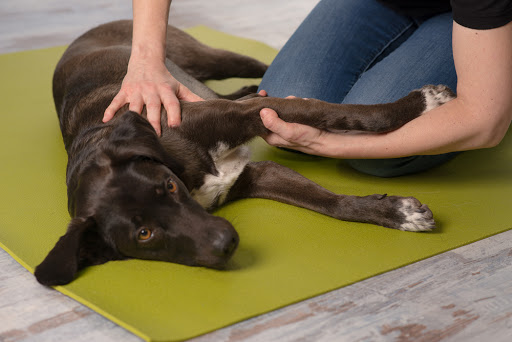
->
[193, 256, 233, 270]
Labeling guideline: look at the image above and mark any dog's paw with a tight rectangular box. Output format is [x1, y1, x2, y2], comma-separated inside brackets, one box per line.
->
[397, 197, 436, 232]
[420, 84, 456, 113]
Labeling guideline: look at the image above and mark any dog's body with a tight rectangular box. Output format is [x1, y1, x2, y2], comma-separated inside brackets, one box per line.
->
[35, 20, 455, 286]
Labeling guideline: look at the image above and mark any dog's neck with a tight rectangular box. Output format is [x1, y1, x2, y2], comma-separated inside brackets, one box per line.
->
[65, 124, 114, 214]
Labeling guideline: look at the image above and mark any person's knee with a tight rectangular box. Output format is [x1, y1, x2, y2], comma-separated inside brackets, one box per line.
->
[259, 0, 390, 102]
[346, 153, 460, 177]
[346, 158, 414, 178]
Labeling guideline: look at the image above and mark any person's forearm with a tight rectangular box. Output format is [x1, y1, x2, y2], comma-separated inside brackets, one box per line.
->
[319, 21, 512, 159]
[131, 0, 171, 63]
[104, 0, 203, 133]
[317, 98, 511, 159]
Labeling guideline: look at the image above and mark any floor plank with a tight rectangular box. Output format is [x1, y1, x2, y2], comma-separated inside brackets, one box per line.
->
[0, 0, 317, 53]
[1, 1, 512, 341]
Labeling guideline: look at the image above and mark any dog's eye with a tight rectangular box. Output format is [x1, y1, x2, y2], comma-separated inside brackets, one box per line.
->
[137, 228, 153, 241]
[167, 179, 177, 193]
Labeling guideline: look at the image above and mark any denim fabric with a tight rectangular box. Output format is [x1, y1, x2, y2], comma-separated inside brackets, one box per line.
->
[259, 0, 459, 177]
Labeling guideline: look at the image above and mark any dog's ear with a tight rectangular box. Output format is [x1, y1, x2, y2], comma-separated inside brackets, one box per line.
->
[107, 111, 184, 175]
[34, 217, 121, 286]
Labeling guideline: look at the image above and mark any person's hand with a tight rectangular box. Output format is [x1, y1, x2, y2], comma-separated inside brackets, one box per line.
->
[103, 60, 203, 136]
[259, 97, 334, 156]
[257, 94, 329, 155]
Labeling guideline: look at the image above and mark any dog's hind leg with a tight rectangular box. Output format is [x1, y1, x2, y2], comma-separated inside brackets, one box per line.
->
[217, 86, 260, 100]
[165, 25, 268, 81]
[224, 161, 435, 231]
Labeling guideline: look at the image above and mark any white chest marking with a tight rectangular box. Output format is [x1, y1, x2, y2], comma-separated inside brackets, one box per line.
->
[190, 143, 251, 209]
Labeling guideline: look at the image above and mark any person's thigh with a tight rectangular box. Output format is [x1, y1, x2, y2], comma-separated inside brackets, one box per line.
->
[259, 0, 417, 103]
[343, 12, 459, 177]
[342, 12, 456, 104]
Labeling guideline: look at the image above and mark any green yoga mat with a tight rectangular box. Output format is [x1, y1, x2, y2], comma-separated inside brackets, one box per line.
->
[1, 26, 511, 342]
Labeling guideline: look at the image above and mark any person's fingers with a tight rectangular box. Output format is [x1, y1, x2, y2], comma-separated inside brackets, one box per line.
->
[260, 108, 295, 141]
[103, 92, 126, 122]
[258, 89, 268, 97]
[164, 84, 202, 128]
[261, 132, 292, 148]
[176, 84, 203, 102]
[128, 95, 144, 115]
[145, 95, 162, 136]
[103, 71, 202, 133]
[162, 96, 181, 128]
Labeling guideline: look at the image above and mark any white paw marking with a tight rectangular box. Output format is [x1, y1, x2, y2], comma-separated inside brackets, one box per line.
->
[420, 84, 456, 113]
[398, 198, 436, 232]
[191, 142, 250, 209]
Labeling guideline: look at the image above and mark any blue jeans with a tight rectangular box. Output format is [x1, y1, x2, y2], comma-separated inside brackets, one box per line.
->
[259, 0, 459, 177]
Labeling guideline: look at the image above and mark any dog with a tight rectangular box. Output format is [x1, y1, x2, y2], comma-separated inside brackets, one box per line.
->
[34, 20, 455, 286]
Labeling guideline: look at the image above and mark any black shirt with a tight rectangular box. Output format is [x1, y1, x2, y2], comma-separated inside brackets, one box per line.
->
[379, 0, 512, 29]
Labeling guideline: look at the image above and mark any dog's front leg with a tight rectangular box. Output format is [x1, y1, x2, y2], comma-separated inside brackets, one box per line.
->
[240, 85, 455, 134]
[178, 85, 455, 152]
[225, 161, 435, 232]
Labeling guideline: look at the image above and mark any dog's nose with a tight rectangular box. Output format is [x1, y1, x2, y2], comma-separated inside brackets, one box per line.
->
[212, 228, 239, 257]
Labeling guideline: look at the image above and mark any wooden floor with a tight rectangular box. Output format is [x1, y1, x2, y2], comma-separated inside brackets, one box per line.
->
[1, 1, 512, 341]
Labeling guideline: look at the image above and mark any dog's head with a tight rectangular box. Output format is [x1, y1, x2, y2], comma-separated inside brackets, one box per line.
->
[35, 112, 239, 286]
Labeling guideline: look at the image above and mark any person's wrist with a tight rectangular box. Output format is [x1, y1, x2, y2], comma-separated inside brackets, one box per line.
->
[127, 53, 167, 74]
[310, 132, 343, 158]
[130, 42, 166, 63]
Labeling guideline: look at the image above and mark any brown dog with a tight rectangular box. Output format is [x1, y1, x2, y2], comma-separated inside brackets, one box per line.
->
[35, 20, 455, 286]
